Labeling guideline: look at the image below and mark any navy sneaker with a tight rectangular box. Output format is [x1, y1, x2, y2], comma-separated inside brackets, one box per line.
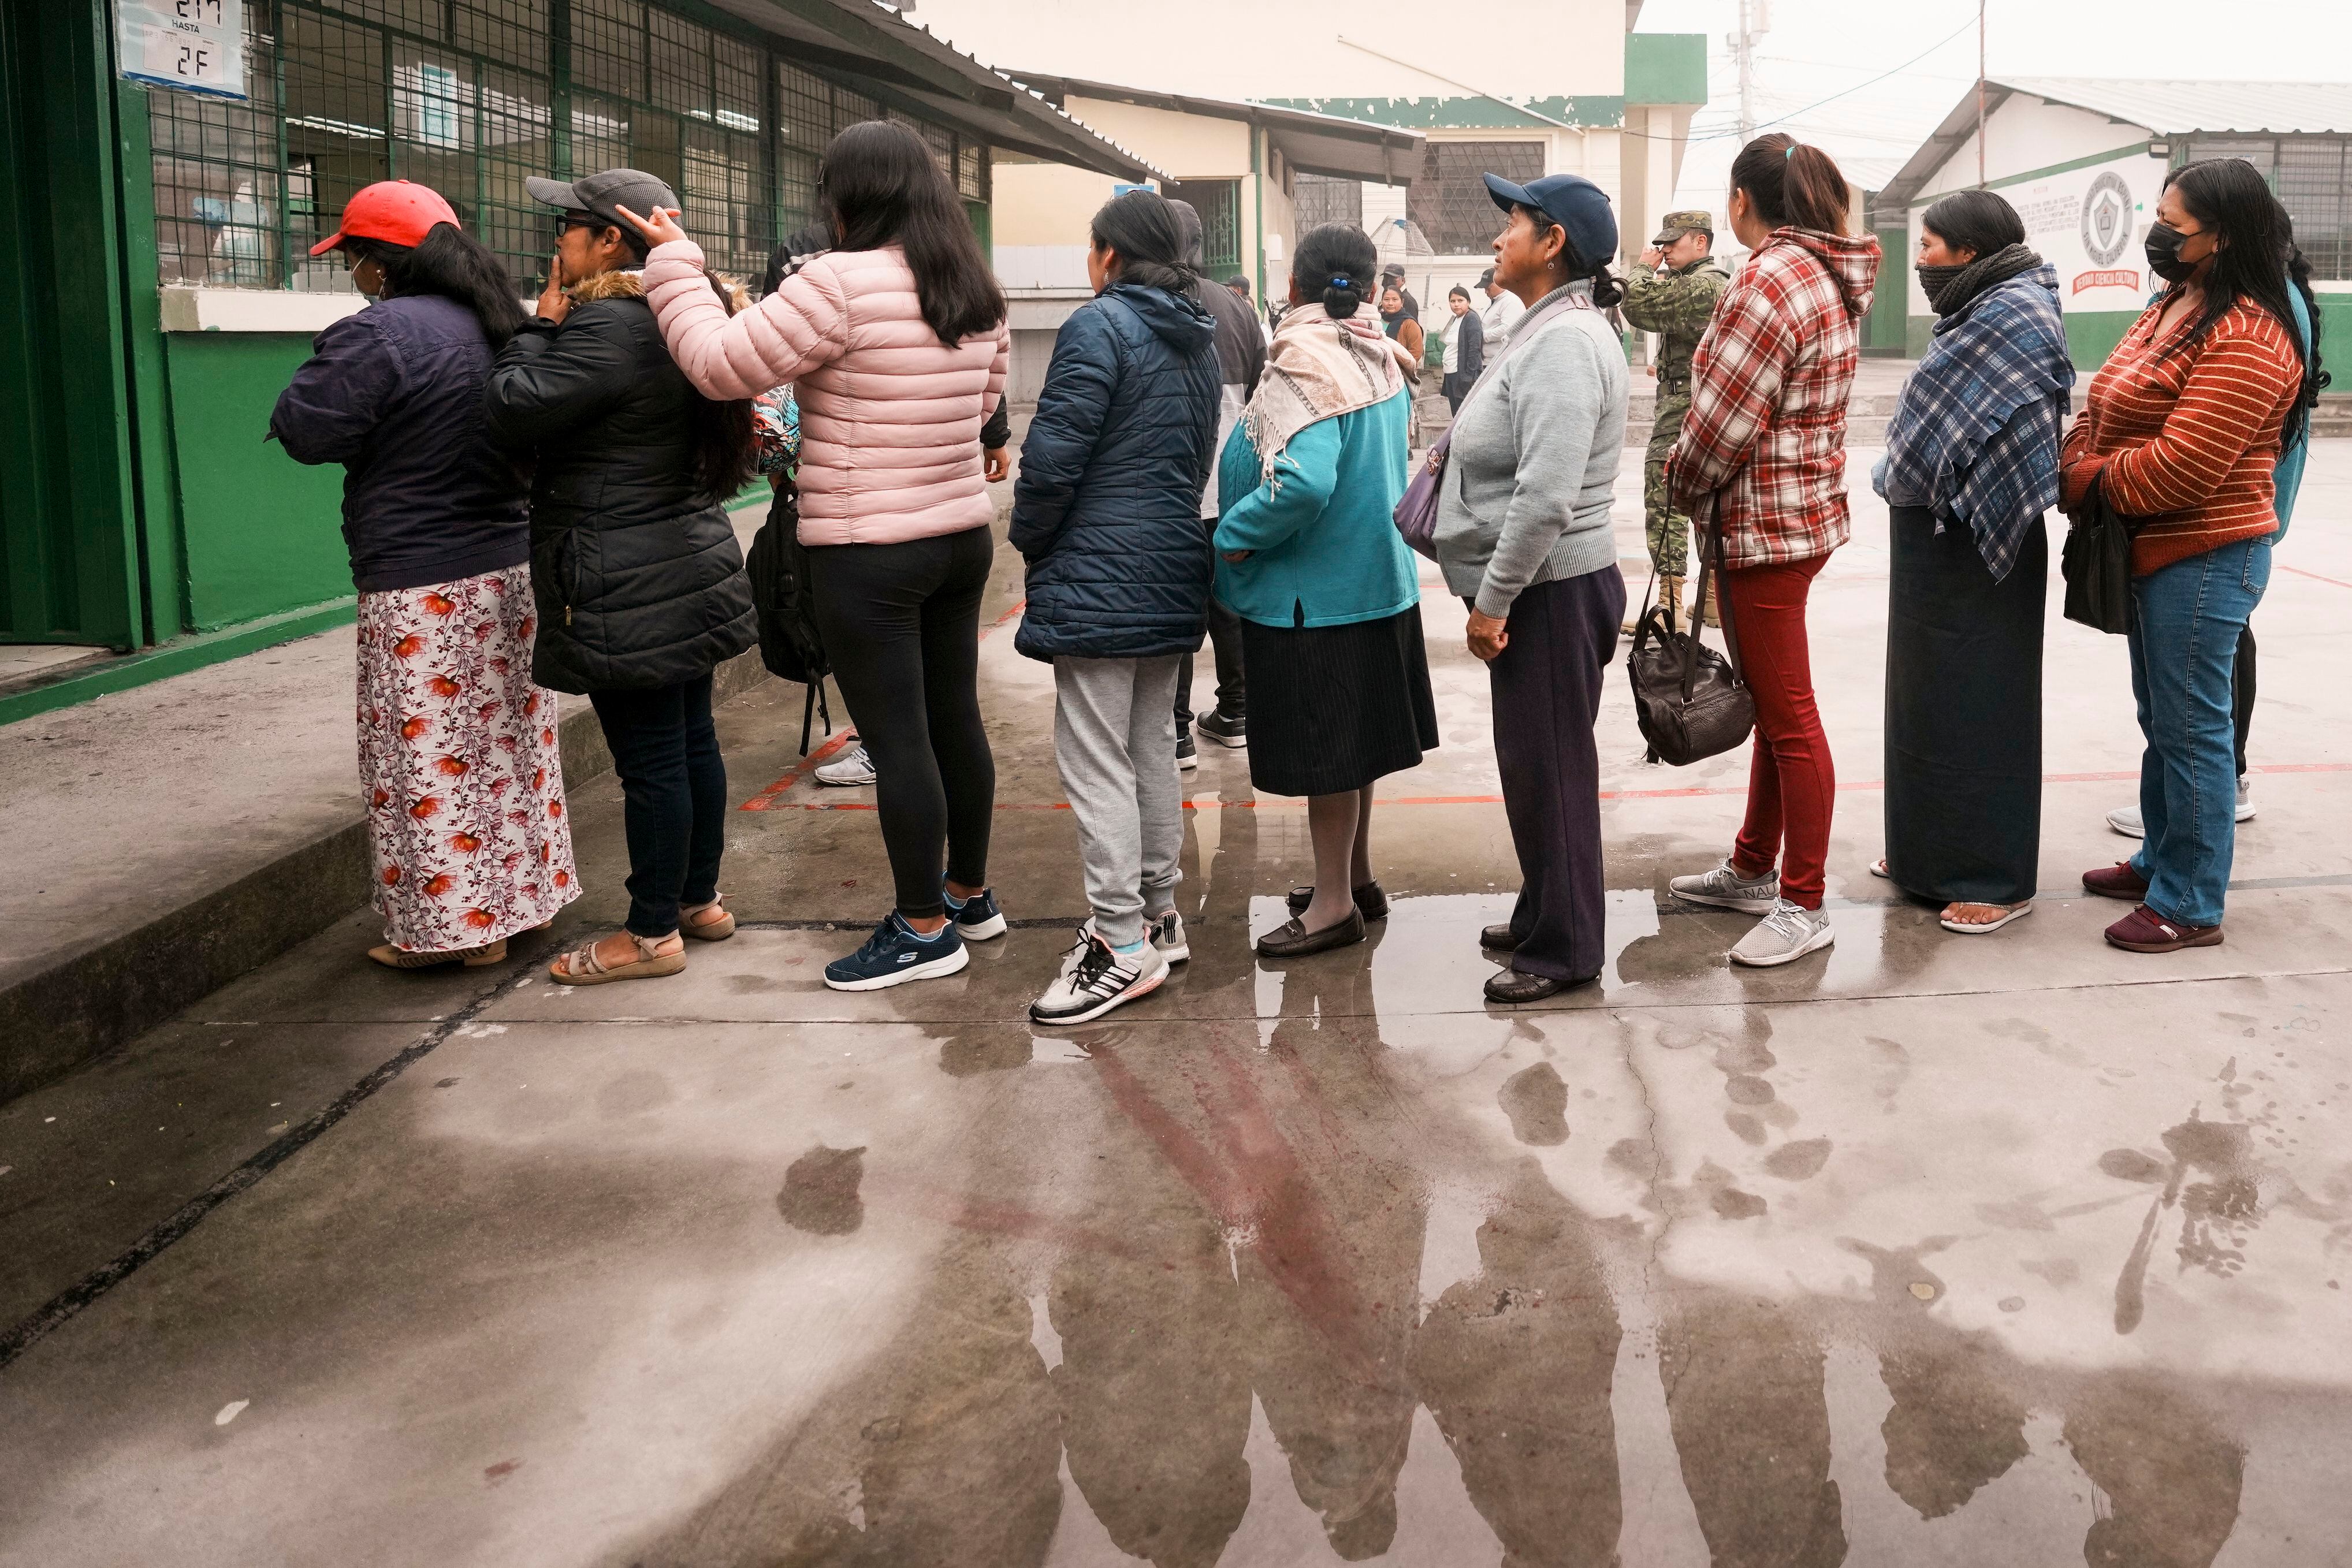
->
[824, 913, 970, 991]
[945, 881, 1007, 941]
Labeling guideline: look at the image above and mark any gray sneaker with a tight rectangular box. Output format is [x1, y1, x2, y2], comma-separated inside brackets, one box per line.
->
[2108, 776, 2254, 839]
[814, 743, 876, 788]
[1729, 899, 1836, 968]
[1669, 858, 1781, 915]
[1149, 910, 1190, 965]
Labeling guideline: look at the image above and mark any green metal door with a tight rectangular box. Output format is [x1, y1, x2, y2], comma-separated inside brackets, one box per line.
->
[0, 1, 145, 648]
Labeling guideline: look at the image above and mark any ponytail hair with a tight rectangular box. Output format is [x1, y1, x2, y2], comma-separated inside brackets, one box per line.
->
[1293, 221, 1378, 319]
[689, 270, 758, 503]
[1088, 189, 1198, 295]
[1730, 133, 1852, 234]
[349, 222, 527, 347]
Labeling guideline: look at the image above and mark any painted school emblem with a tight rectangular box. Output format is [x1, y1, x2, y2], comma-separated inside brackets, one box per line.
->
[2081, 172, 2134, 266]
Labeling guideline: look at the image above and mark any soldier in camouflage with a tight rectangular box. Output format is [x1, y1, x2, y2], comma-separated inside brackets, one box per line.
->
[1620, 210, 1730, 631]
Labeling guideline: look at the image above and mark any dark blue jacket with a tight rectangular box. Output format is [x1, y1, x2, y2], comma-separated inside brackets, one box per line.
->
[1010, 281, 1221, 661]
[270, 293, 530, 594]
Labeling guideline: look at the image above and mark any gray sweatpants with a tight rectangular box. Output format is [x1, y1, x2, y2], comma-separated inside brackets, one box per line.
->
[1054, 655, 1186, 946]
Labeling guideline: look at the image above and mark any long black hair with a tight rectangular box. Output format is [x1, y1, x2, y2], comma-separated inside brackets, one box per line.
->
[1730, 132, 1851, 235]
[347, 222, 527, 347]
[818, 120, 1004, 345]
[689, 269, 758, 502]
[1293, 222, 1377, 318]
[1920, 188, 2024, 260]
[1089, 189, 1197, 295]
[2165, 157, 2327, 449]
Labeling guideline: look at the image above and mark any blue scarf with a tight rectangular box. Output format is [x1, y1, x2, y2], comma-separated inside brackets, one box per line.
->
[1875, 263, 2074, 581]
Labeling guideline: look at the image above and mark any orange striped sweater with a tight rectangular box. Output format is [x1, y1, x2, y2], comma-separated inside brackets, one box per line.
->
[2059, 296, 2300, 575]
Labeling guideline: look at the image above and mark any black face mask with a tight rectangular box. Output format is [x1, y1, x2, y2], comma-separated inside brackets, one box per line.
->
[1915, 262, 1967, 310]
[2145, 222, 2195, 283]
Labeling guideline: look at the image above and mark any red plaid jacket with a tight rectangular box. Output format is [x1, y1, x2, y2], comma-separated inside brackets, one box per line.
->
[1667, 228, 1880, 568]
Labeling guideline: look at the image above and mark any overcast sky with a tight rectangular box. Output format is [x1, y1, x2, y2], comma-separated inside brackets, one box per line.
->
[1638, 0, 2349, 211]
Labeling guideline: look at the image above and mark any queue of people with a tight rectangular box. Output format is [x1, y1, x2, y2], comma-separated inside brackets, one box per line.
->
[272, 121, 2321, 1023]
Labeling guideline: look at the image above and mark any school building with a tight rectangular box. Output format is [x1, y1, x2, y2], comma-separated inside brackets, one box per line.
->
[1874, 78, 2352, 368]
[1, 0, 1160, 720]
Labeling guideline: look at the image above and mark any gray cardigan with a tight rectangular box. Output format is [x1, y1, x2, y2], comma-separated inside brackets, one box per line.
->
[1432, 281, 1628, 617]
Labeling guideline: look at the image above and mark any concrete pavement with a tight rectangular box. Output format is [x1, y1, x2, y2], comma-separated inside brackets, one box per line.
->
[1, 446, 2347, 1566]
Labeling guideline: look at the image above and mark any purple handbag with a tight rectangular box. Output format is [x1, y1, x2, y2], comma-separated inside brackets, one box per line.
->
[1391, 290, 1587, 561]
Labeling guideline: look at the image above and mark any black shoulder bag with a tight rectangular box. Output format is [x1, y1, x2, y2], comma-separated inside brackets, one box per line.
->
[1625, 498, 1756, 766]
[2059, 469, 2135, 635]
[744, 476, 835, 754]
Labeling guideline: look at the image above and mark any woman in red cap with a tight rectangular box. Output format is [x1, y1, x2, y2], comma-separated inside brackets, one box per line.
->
[271, 180, 580, 972]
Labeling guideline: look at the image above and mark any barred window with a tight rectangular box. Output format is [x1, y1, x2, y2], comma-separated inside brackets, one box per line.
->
[1294, 172, 1364, 234]
[1412, 140, 1542, 255]
[2182, 134, 2352, 282]
[1163, 178, 1242, 275]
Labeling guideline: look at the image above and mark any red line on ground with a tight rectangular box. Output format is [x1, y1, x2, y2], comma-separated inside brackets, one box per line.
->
[745, 759, 2352, 813]
[2279, 563, 2352, 591]
[739, 595, 1027, 811]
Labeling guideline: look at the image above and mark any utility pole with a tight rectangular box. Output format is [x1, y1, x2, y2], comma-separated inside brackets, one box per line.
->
[1732, 0, 1759, 142]
[1977, 1, 1988, 187]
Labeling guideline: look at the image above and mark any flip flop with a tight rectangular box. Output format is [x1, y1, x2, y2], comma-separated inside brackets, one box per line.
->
[1940, 902, 2034, 936]
[550, 932, 686, 985]
[1869, 859, 1891, 880]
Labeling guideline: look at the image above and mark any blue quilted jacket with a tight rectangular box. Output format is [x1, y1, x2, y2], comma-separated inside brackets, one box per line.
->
[1010, 281, 1222, 661]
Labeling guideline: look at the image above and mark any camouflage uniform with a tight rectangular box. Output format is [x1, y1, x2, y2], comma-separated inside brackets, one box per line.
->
[1620, 228, 1730, 579]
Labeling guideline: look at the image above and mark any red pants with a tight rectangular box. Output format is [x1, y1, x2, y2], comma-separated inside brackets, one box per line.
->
[1724, 555, 1834, 909]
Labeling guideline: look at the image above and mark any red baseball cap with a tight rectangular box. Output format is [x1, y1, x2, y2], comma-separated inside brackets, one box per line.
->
[310, 180, 460, 257]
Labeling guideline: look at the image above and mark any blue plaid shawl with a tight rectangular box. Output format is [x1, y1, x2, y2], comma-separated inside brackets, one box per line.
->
[1875, 265, 2074, 582]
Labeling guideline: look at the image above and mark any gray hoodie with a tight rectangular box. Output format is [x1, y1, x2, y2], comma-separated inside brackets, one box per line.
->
[1432, 280, 1628, 617]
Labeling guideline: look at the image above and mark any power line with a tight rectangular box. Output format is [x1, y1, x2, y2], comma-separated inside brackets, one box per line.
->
[1685, 15, 1979, 142]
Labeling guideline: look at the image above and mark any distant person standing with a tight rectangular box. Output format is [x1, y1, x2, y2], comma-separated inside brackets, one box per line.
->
[273, 180, 578, 972]
[1380, 262, 1420, 323]
[1617, 210, 1730, 634]
[1380, 285, 1425, 376]
[1480, 266, 1525, 351]
[1664, 135, 1880, 969]
[1228, 273, 1272, 341]
[1436, 285, 1485, 414]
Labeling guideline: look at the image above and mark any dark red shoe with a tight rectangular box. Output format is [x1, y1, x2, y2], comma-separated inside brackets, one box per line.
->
[2082, 862, 2150, 901]
[2105, 904, 2223, 954]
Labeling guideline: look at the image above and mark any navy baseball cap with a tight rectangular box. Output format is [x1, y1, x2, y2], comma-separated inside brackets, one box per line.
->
[1485, 172, 1618, 270]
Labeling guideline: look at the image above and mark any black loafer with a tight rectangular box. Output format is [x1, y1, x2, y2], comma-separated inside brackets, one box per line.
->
[1480, 923, 1521, 952]
[1285, 882, 1391, 921]
[1256, 908, 1367, 958]
[1483, 968, 1596, 1004]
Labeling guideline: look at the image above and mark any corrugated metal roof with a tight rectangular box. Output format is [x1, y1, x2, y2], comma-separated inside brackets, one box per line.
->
[1997, 78, 2352, 136]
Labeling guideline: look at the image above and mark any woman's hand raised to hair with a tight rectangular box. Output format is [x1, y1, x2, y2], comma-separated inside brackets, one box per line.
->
[616, 203, 689, 251]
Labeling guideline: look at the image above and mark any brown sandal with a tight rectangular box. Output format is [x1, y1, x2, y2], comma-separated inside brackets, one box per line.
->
[549, 932, 686, 985]
[368, 938, 508, 971]
[681, 895, 735, 941]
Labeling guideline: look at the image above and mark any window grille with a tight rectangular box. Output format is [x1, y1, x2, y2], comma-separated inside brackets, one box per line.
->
[1294, 172, 1364, 234]
[2180, 134, 2352, 282]
[1412, 140, 1542, 255]
[145, 1, 988, 294]
[1162, 178, 1242, 275]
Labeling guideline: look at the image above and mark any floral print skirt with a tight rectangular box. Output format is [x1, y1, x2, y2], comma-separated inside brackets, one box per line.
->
[357, 563, 580, 952]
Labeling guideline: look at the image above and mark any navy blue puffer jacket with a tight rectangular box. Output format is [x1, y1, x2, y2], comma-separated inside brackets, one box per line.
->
[1010, 282, 1221, 661]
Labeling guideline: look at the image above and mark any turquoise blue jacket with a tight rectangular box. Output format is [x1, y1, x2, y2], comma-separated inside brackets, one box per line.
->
[1213, 386, 1419, 628]
[2273, 281, 2312, 536]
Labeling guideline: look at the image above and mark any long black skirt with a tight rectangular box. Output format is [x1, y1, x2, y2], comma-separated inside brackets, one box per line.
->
[1884, 502, 2046, 905]
[1242, 607, 1438, 797]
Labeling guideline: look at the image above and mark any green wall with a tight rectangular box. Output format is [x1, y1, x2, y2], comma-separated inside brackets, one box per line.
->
[1907, 310, 2140, 373]
[161, 333, 353, 630]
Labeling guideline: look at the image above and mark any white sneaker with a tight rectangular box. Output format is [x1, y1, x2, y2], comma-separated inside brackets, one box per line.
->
[1729, 899, 1836, 967]
[1030, 928, 1168, 1025]
[814, 744, 876, 788]
[1149, 910, 1190, 965]
[1669, 858, 1781, 915]
[2109, 776, 2254, 839]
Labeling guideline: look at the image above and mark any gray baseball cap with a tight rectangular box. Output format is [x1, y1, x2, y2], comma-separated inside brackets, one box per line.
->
[524, 167, 680, 234]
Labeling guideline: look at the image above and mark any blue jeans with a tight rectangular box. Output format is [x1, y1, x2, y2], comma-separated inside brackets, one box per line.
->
[2126, 537, 2272, 927]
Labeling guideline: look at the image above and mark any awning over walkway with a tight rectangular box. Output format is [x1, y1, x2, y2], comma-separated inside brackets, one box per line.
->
[1008, 73, 1427, 185]
[702, 0, 1166, 180]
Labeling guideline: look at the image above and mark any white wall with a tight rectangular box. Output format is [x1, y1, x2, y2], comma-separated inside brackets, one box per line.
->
[913, 0, 1625, 100]
[1920, 93, 2157, 203]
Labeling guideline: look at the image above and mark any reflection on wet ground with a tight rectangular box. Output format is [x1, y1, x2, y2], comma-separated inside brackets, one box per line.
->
[4, 467, 2351, 1565]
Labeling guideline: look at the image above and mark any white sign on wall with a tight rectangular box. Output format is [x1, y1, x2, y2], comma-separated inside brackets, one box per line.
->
[117, 0, 247, 102]
[1913, 149, 2171, 318]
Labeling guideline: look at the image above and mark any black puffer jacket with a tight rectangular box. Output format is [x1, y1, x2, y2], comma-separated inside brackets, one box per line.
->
[1008, 282, 1220, 661]
[483, 270, 755, 693]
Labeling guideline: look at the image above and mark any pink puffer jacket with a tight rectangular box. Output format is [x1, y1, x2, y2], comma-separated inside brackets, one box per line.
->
[642, 239, 1010, 546]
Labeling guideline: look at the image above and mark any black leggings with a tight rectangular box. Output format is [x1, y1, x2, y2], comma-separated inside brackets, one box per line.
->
[2232, 624, 2256, 779]
[809, 527, 996, 917]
